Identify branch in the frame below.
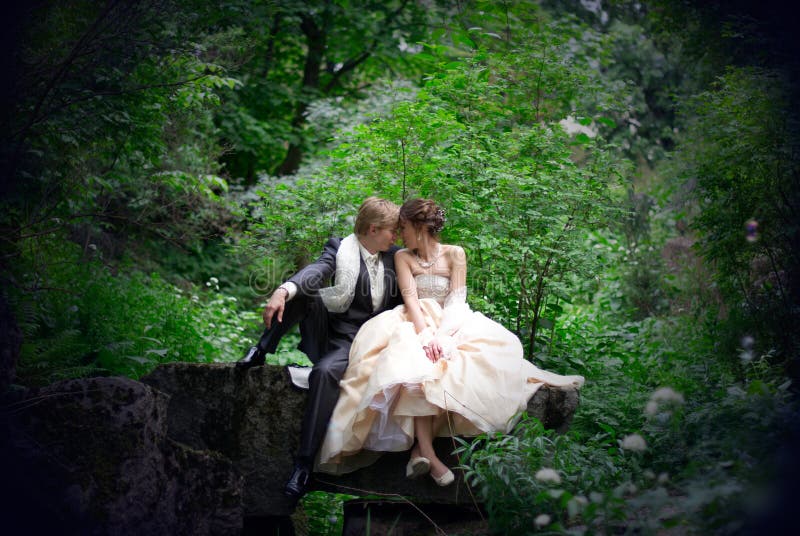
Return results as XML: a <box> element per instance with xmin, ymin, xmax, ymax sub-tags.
<box><xmin>261</xmin><ymin>13</ymin><xmax>282</xmax><ymax>79</ymax></box>
<box><xmin>12</xmin><ymin>74</ymin><xmax>211</xmax><ymax>139</ymax></box>
<box><xmin>763</xmin><ymin>244</ymin><xmax>791</xmax><ymax>310</ymax></box>
<box><xmin>14</xmin><ymin>0</ymin><xmax>122</xmax><ymax>143</ymax></box>
<box><xmin>321</xmin><ymin>0</ymin><xmax>412</xmax><ymax>94</ymax></box>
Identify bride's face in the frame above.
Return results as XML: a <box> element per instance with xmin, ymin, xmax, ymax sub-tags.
<box><xmin>399</xmin><ymin>220</ymin><xmax>418</xmax><ymax>248</ymax></box>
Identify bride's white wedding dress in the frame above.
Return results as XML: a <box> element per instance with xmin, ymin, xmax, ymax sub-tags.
<box><xmin>316</xmin><ymin>274</ymin><xmax>584</xmax><ymax>474</ymax></box>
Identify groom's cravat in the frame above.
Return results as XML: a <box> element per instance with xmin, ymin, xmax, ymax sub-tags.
<box><xmin>358</xmin><ymin>242</ymin><xmax>384</xmax><ymax>311</ymax></box>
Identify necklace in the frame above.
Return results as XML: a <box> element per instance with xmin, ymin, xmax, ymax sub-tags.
<box><xmin>415</xmin><ymin>243</ymin><xmax>441</xmax><ymax>269</ymax></box>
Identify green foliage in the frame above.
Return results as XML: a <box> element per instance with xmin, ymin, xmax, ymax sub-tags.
<box><xmin>676</xmin><ymin>67</ymin><xmax>792</xmax><ymax>277</ymax></box>
<box><xmin>458</xmin><ymin>277</ymin><xmax>795</xmax><ymax>533</ymax></box>
<box><xmin>210</xmin><ymin>0</ymin><xmax>431</xmax><ymax>178</ymax></box>
<box><xmin>5</xmin><ymin>0</ymin><xmax>236</xmax><ymax>207</ymax></box>
<box><xmin>299</xmin><ymin>491</ymin><xmax>352</xmax><ymax>536</ymax></box>
<box><xmin>244</xmin><ymin>12</ymin><xmax>632</xmax><ymax>357</ymax></box>
<box><xmin>2</xmin><ymin>0</ymin><xmax>257</xmax><ymax>383</ymax></box>
<box><xmin>3</xmin><ymin>2</ymin><xmax>798</xmax><ymax>535</ymax></box>
<box><xmin>457</xmin><ymin>417</ymin><xmax>635</xmax><ymax>534</ymax></box>
<box><xmin>7</xmin><ymin>235</ymin><xmax>258</xmax><ymax>384</ymax></box>
<box><xmin>670</xmin><ymin>66</ymin><xmax>798</xmax><ymax>358</ymax></box>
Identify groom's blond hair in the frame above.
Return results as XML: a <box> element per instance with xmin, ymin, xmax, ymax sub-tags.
<box><xmin>354</xmin><ymin>197</ymin><xmax>399</xmax><ymax>236</ymax></box>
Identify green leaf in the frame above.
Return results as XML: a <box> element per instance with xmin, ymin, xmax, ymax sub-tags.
<box><xmin>597</xmin><ymin>117</ymin><xmax>616</xmax><ymax>128</ymax></box>
<box><xmin>575</xmin><ymin>132</ymin><xmax>591</xmax><ymax>144</ymax></box>
<box><xmin>452</xmin><ymin>31</ymin><xmax>476</xmax><ymax>49</ymax></box>
<box><xmin>414</xmin><ymin>52</ymin><xmax>438</xmax><ymax>63</ymax></box>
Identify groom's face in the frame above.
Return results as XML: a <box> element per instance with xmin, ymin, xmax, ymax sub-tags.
<box><xmin>362</xmin><ymin>224</ymin><xmax>397</xmax><ymax>253</ymax></box>
<box><xmin>373</xmin><ymin>225</ymin><xmax>397</xmax><ymax>251</ymax></box>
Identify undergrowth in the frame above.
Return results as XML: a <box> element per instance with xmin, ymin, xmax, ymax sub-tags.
<box><xmin>7</xmin><ymin>235</ymin><xmax>262</xmax><ymax>384</ymax></box>
<box><xmin>455</xmin><ymin>298</ymin><xmax>796</xmax><ymax>534</ymax></box>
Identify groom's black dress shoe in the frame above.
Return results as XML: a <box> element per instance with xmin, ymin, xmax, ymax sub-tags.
<box><xmin>236</xmin><ymin>346</ymin><xmax>266</xmax><ymax>368</ymax></box>
<box><xmin>284</xmin><ymin>464</ymin><xmax>311</xmax><ymax>500</ymax></box>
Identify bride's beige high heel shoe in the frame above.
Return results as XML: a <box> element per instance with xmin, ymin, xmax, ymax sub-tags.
<box><xmin>405</xmin><ymin>456</ymin><xmax>430</xmax><ymax>478</ymax></box>
<box><xmin>431</xmin><ymin>468</ymin><xmax>455</xmax><ymax>487</ymax></box>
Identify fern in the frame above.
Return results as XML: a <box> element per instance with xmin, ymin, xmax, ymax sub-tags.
<box><xmin>16</xmin><ymin>329</ymin><xmax>102</xmax><ymax>385</ymax></box>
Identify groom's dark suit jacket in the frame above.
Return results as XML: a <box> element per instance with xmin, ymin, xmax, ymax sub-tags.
<box><xmin>286</xmin><ymin>237</ymin><xmax>403</xmax><ymax>359</ymax></box>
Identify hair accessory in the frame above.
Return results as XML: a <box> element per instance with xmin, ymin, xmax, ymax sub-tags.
<box><xmin>431</xmin><ymin>208</ymin><xmax>446</xmax><ymax>233</ymax></box>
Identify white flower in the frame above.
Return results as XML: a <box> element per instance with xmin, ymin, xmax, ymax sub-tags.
<box><xmin>589</xmin><ymin>491</ymin><xmax>604</xmax><ymax>503</ymax></box>
<box><xmin>650</xmin><ymin>387</ymin><xmax>685</xmax><ymax>404</ymax></box>
<box><xmin>573</xmin><ymin>495</ymin><xmax>589</xmax><ymax>506</ymax></box>
<box><xmin>534</xmin><ymin>514</ymin><xmax>551</xmax><ymax>528</ymax></box>
<box><xmin>657</xmin><ymin>472</ymin><xmax>669</xmax><ymax>484</ymax></box>
<box><xmin>621</xmin><ymin>434</ymin><xmax>647</xmax><ymax>452</ymax></box>
<box><xmin>645</xmin><ymin>387</ymin><xmax>685</xmax><ymax>417</ymax></box>
<box><xmin>644</xmin><ymin>469</ymin><xmax>656</xmax><ymax>480</ymax></box>
<box><xmin>727</xmin><ymin>385</ymin><xmax>747</xmax><ymax>398</ymax></box>
<box><xmin>566</xmin><ymin>497</ymin><xmax>582</xmax><ymax>519</ymax></box>
<box><xmin>535</xmin><ymin>467</ymin><xmax>562</xmax><ymax>484</ymax></box>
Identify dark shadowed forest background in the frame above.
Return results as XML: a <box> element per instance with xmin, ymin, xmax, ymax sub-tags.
<box><xmin>1</xmin><ymin>0</ymin><xmax>798</xmax><ymax>533</ymax></box>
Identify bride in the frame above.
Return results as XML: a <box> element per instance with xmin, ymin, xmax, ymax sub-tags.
<box><xmin>316</xmin><ymin>198</ymin><xmax>584</xmax><ymax>484</ymax></box>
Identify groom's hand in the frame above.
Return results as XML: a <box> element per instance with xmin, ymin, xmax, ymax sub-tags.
<box><xmin>263</xmin><ymin>288</ymin><xmax>288</xmax><ymax>329</ymax></box>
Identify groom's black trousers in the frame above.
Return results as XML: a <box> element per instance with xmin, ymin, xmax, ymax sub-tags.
<box><xmin>298</xmin><ymin>337</ymin><xmax>351</xmax><ymax>463</ymax></box>
<box><xmin>253</xmin><ymin>295</ymin><xmax>351</xmax><ymax>465</ymax></box>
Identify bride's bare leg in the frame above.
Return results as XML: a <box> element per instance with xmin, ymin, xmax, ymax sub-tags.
<box><xmin>414</xmin><ymin>416</ymin><xmax>450</xmax><ymax>478</ymax></box>
<box><xmin>410</xmin><ymin>442</ymin><xmax>421</xmax><ymax>459</ymax></box>
<box><xmin>431</xmin><ymin>411</ymin><xmax>449</xmax><ymax>435</ymax></box>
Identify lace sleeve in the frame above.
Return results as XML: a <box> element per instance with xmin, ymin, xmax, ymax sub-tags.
<box><xmin>443</xmin><ymin>286</ymin><xmax>467</xmax><ymax>308</ymax></box>
<box><xmin>438</xmin><ymin>286</ymin><xmax>470</xmax><ymax>336</ymax></box>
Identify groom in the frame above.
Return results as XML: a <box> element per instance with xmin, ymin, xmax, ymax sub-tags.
<box><xmin>236</xmin><ymin>197</ymin><xmax>403</xmax><ymax>501</ymax></box>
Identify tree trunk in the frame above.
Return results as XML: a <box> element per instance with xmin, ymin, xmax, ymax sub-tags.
<box><xmin>274</xmin><ymin>1</ymin><xmax>410</xmax><ymax>175</ymax></box>
<box><xmin>275</xmin><ymin>12</ymin><xmax>327</xmax><ymax>176</ymax></box>
<box><xmin>527</xmin><ymin>255</ymin><xmax>553</xmax><ymax>356</ymax></box>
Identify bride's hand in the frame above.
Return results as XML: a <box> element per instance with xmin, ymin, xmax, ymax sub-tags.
<box><xmin>423</xmin><ymin>338</ymin><xmax>444</xmax><ymax>362</ymax></box>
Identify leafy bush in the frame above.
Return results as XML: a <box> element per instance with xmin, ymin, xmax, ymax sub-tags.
<box><xmin>8</xmin><ymin>235</ymin><xmax>259</xmax><ymax>385</ymax></box>
<box><xmin>672</xmin><ymin>66</ymin><xmax>799</xmax><ymax>358</ymax></box>
<box><xmin>457</xmin><ymin>416</ymin><xmax>652</xmax><ymax>534</ymax></box>
<box><xmin>298</xmin><ymin>491</ymin><xmax>351</xmax><ymax>536</ymax></box>
<box><xmin>456</xmin><ymin>270</ymin><xmax>796</xmax><ymax>534</ymax></box>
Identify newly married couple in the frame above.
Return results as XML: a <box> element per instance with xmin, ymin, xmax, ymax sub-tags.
<box><xmin>237</xmin><ymin>196</ymin><xmax>584</xmax><ymax>502</ymax></box>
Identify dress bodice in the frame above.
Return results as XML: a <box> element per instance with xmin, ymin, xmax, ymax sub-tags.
<box><xmin>414</xmin><ymin>274</ymin><xmax>450</xmax><ymax>305</ymax></box>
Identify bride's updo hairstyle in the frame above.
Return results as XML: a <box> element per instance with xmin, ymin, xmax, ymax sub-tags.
<box><xmin>399</xmin><ymin>198</ymin><xmax>446</xmax><ymax>236</ymax></box>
